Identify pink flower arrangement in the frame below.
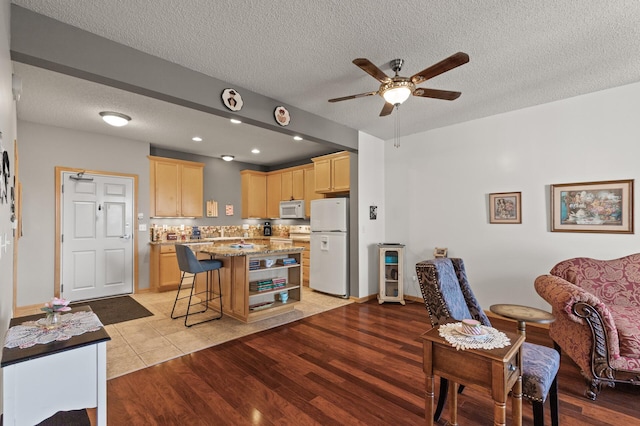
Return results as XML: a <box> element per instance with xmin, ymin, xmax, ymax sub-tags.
<box><xmin>41</xmin><ymin>297</ymin><xmax>72</xmax><ymax>314</ymax></box>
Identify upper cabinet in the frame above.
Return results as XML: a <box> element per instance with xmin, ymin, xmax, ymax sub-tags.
<box><xmin>149</xmin><ymin>156</ymin><xmax>204</xmax><ymax>217</ymax></box>
<box><xmin>243</xmin><ymin>164</ymin><xmax>323</xmax><ymax>219</ymax></box>
<box><xmin>266</xmin><ymin>172</ymin><xmax>282</xmax><ymax>219</ymax></box>
<box><xmin>303</xmin><ymin>164</ymin><xmax>324</xmax><ymax>217</ymax></box>
<box><xmin>312</xmin><ymin>151</ymin><xmax>350</xmax><ymax>194</ymax></box>
<box><xmin>241</xmin><ymin>170</ymin><xmax>267</xmax><ymax>219</ymax></box>
<box><xmin>281</xmin><ymin>167</ymin><xmax>305</xmax><ymax>201</ymax></box>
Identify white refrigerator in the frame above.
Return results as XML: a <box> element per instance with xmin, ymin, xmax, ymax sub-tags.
<box><xmin>310</xmin><ymin>198</ymin><xmax>349</xmax><ymax>297</ymax></box>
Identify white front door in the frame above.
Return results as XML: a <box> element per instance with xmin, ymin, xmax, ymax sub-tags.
<box><xmin>61</xmin><ymin>172</ymin><xmax>134</xmax><ymax>302</ymax></box>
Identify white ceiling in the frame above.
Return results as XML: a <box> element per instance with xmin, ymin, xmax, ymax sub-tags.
<box><xmin>11</xmin><ymin>0</ymin><xmax>640</xmax><ymax>165</ymax></box>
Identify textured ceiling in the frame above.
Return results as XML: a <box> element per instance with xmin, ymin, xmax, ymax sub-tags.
<box><xmin>11</xmin><ymin>0</ymin><xmax>640</xmax><ymax>164</ymax></box>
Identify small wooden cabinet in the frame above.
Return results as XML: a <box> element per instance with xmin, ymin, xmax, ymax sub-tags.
<box><xmin>241</xmin><ymin>170</ymin><xmax>267</xmax><ymax>218</ymax></box>
<box><xmin>149</xmin><ymin>156</ymin><xmax>204</xmax><ymax>217</ymax></box>
<box><xmin>378</xmin><ymin>244</ymin><xmax>405</xmax><ymax>305</ymax></box>
<box><xmin>312</xmin><ymin>151</ymin><xmax>350</xmax><ymax>194</ymax></box>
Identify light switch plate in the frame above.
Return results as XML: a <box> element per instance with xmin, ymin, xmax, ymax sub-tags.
<box><xmin>139</xmin><ymin>224</ymin><xmax>147</xmax><ymax>232</ymax></box>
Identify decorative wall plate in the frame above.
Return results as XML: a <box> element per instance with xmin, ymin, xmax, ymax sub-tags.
<box><xmin>221</xmin><ymin>88</ymin><xmax>243</xmax><ymax>111</ymax></box>
<box><xmin>274</xmin><ymin>106</ymin><xmax>290</xmax><ymax>126</ymax></box>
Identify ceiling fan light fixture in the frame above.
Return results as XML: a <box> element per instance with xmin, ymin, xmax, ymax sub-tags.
<box><xmin>381</xmin><ymin>81</ymin><xmax>414</xmax><ymax>105</ymax></box>
<box><xmin>221</xmin><ymin>155</ymin><xmax>235</xmax><ymax>161</ymax></box>
<box><xmin>99</xmin><ymin>111</ymin><xmax>131</xmax><ymax>127</ymax></box>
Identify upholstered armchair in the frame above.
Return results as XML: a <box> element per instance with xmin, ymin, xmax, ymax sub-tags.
<box><xmin>535</xmin><ymin>253</ymin><xmax>640</xmax><ymax>400</ymax></box>
<box><xmin>417</xmin><ymin>258</ymin><xmax>559</xmax><ymax>426</ymax></box>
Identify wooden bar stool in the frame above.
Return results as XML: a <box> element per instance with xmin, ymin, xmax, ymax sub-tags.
<box><xmin>171</xmin><ymin>244</ymin><xmax>223</xmax><ymax>327</ymax></box>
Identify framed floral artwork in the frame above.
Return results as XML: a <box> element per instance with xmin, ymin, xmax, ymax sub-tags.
<box><xmin>551</xmin><ymin>179</ymin><xmax>633</xmax><ymax>233</ymax></box>
<box><xmin>274</xmin><ymin>106</ymin><xmax>290</xmax><ymax>126</ymax></box>
<box><xmin>489</xmin><ymin>192</ymin><xmax>521</xmax><ymax>224</ymax></box>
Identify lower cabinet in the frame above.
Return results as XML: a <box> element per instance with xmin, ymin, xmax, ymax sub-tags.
<box><xmin>150</xmin><ymin>244</ymin><xmax>181</xmax><ymax>292</ymax></box>
<box><xmin>294</xmin><ymin>241</ymin><xmax>310</xmax><ymax>286</ymax></box>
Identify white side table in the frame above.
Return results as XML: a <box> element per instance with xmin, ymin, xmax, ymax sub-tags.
<box><xmin>2</xmin><ymin>306</ymin><xmax>110</xmax><ymax>425</ymax></box>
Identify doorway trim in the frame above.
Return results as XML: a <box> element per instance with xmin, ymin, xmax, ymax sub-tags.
<box><xmin>55</xmin><ymin>166</ymin><xmax>139</xmax><ymax>298</ymax></box>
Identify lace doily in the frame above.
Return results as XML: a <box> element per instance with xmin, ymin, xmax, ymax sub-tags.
<box><xmin>438</xmin><ymin>322</ymin><xmax>511</xmax><ymax>351</ymax></box>
<box><xmin>4</xmin><ymin>311</ymin><xmax>104</xmax><ymax>349</ymax></box>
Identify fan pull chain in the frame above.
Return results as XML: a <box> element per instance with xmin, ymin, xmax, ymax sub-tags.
<box><xmin>394</xmin><ymin>104</ymin><xmax>400</xmax><ymax>148</ymax></box>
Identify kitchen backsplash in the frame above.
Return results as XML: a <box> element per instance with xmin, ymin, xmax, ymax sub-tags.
<box><xmin>150</xmin><ymin>224</ymin><xmax>292</xmax><ymax>242</ymax></box>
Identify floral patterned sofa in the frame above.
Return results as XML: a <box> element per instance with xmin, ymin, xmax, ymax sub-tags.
<box><xmin>534</xmin><ymin>253</ymin><xmax>640</xmax><ymax>400</ymax></box>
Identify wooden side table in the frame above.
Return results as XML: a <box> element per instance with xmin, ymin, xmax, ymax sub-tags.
<box><xmin>421</xmin><ymin>326</ymin><xmax>525</xmax><ymax>426</ymax></box>
<box><xmin>489</xmin><ymin>304</ymin><xmax>555</xmax><ymax>336</ymax></box>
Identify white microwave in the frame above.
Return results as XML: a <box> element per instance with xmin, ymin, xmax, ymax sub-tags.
<box><xmin>280</xmin><ymin>200</ymin><xmax>305</xmax><ymax>219</ymax></box>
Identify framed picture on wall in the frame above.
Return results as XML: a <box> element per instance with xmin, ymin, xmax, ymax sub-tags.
<box><xmin>551</xmin><ymin>179</ymin><xmax>634</xmax><ymax>233</ymax></box>
<box><xmin>489</xmin><ymin>192</ymin><xmax>522</xmax><ymax>224</ymax></box>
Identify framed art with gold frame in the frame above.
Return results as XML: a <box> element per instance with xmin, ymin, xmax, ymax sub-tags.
<box><xmin>551</xmin><ymin>179</ymin><xmax>633</xmax><ymax>233</ymax></box>
<box><xmin>489</xmin><ymin>192</ymin><xmax>522</xmax><ymax>224</ymax></box>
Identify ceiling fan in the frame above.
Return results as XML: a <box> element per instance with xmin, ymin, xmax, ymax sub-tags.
<box><xmin>328</xmin><ymin>52</ymin><xmax>469</xmax><ymax>116</ymax></box>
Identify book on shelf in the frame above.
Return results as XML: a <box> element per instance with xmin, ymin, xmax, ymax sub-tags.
<box><xmin>250</xmin><ymin>278</ymin><xmax>274</xmax><ymax>292</ymax></box>
<box><xmin>277</xmin><ymin>258</ymin><xmax>297</xmax><ymax>266</ymax></box>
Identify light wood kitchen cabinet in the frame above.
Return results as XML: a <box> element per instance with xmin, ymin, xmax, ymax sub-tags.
<box><xmin>311</xmin><ymin>151</ymin><xmax>350</xmax><ymax>194</ymax></box>
<box><xmin>266</xmin><ymin>172</ymin><xmax>282</xmax><ymax>218</ymax></box>
<box><xmin>241</xmin><ymin>170</ymin><xmax>267</xmax><ymax>218</ymax></box>
<box><xmin>303</xmin><ymin>165</ymin><xmax>323</xmax><ymax>217</ymax></box>
<box><xmin>149</xmin><ymin>156</ymin><xmax>204</xmax><ymax>217</ymax></box>
<box><xmin>294</xmin><ymin>240</ymin><xmax>311</xmax><ymax>286</ymax></box>
<box><xmin>150</xmin><ymin>244</ymin><xmax>181</xmax><ymax>292</ymax></box>
<box><xmin>281</xmin><ymin>168</ymin><xmax>305</xmax><ymax>201</ymax></box>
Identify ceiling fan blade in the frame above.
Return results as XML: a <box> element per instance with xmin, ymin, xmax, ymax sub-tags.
<box><xmin>410</xmin><ymin>52</ymin><xmax>469</xmax><ymax>84</ymax></box>
<box><xmin>328</xmin><ymin>91</ymin><xmax>378</xmax><ymax>103</ymax></box>
<box><xmin>379</xmin><ymin>102</ymin><xmax>395</xmax><ymax>116</ymax></box>
<box><xmin>353</xmin><ymin>58</ymin><xmax>391</xmax><ymax>83</ymax></box>
<box><xmin>413</xmin><ymin>88</ymin><xmax>462</xmax><ymax>101</ymax></box>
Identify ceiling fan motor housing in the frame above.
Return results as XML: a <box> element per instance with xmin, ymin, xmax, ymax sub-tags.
<box><xmin>390</xmin><ymin>58</ymin><xmax>404</xmax><ymax>74</ymax></box>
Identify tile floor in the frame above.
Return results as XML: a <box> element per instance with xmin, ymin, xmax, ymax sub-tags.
<box><xmin>103</xmin><ymin>287</ymin><xmax>352</xmax><ymax>379</ymax></box>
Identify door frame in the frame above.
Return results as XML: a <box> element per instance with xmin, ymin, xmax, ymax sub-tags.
<box><xmin>55</xmin><ymin>166</ymin><xmax>139</xmax><ymax>298</ymax></box>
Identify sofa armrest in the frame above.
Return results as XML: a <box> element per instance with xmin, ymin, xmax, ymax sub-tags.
<box><xmin>535</xmin><ymin>274</ymin><xmax>621</xmax><ymax>360</ymax></box>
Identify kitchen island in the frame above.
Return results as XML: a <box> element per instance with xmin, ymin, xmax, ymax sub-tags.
<box><xmin>191</xmin><ymin>242</ymin><xmax>304</xmax><ymax>323</ymax></box>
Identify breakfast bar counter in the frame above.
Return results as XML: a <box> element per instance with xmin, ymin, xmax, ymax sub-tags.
<box><xmin>193</xmin><ymin>243</ymin><xmax>305</xmax><ymax>323</ymax></box>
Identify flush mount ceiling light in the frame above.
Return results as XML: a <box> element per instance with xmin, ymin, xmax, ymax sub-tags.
<box><xmin>293</xmin><ymin>136</ymin><xmax>303</xmax><ymax>141</ymax></box>
<box><xmin>251</xmin><ymin>148</ymin><xmax>260</xmax><ymax>154</ymax></box>
<box><xmin>230</xmin><ymin>118</ymin><xmax>242</xmax><ymax>124</ymax></box>
<box><xmin>99</xmin><ymin>111</ymin><xmax>131</xmax><ymax>127</ymax></box>
<box><xmin>192</xmin><ymin>136</ymin><xmax>203</xmax><ymax>142</ymax></box>
<box><xmin>221</xmin><ymin>155</ymin><xmax>235</xmax><ymax>161</ymax></box>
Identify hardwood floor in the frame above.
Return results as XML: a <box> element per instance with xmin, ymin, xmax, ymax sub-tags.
<box><xmin>106</xmin><ymin>299</ymin><xmax>640</xmax><ymax>425</ymax></box>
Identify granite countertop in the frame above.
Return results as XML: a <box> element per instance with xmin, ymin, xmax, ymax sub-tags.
<box><xmin>195</xmin><ymin>243</ymin><xmax>304</xmax><ymax>257</ymax></box>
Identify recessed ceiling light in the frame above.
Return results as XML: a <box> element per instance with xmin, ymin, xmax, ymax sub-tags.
<box><xmin>230</xmin><ymin>119</ymin><xmax>242</xmax><ymax>124</ymax></box>
<box><xmin>221</xmin><ymin>155</ymin><xmax>235</xmax><ymax>161</ymax></box>
<box><xmin>251</xmin><ymin>148</ymin><xmax>260</xmax><ymax>154</ymax></box>
<box><xmin>192</xmin><ymin>136</ymin><xmax>203</xmax><ymax>142</ymax></box>
<box><xmin>99</xmin><ymin>111</ymin><xmax>131</xmax><ymax>127</ymax></box>
<box><xmin>293</xmin><ymin>136</ymin><xmax>303</xmax><ymax>141</ymax></box>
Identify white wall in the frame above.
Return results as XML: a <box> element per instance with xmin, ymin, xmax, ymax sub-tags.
<box><xmin>0</xmin><ymin>0</ymin><xmax>16</xmax><ymax>412</ymax></box>
<box><xmin>17</xmin><ymin>121</ymin><xmax>150</xmax><ymax>306</ymax></box>
<box><xmin>357</xmin><ymin>131</ymin><xmax>386</xmax><ymax>297</ymax></box>
<box><xmin>385</xmin><ymin>81</ymin><xmax>640</xmax><ymax>310</ymax></box>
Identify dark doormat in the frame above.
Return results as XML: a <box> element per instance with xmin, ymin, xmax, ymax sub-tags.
<box><xmin>35</xmin><ymin>409</ymin><xmax>91</xmax><ymax>426</ymax></box>
<box><xmin>70</xmin><ymin>295</ymin><xmax>154</xmax><ymax>326</ymax></box>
